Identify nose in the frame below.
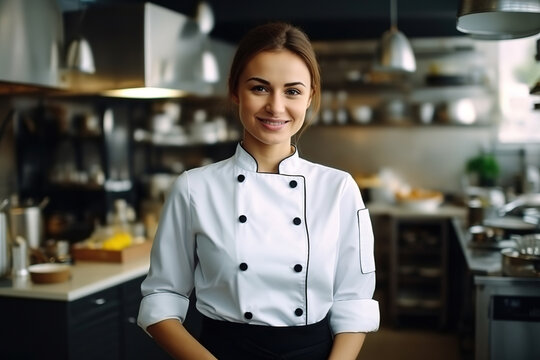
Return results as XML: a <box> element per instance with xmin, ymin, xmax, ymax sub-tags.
<box><xmin>265</xmin><ymin>94</ymin><xmax>285</xmax><ymax>115</ymax></box>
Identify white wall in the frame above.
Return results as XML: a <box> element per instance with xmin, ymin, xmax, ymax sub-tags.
<box><xmin>298</xmin><ymin>125</ymin><xmax>497</xmax><ymax>195</ymax></box>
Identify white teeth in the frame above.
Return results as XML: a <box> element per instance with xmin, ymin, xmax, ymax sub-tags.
<box><xmin>261</xmin><ymin>119</ymin><xmax>286</xmax><ymax>125</ymax></box>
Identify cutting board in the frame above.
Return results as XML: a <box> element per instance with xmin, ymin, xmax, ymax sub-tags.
<box><xmin>71</xmin><ymin>240</ymin><xmax>152</xmax><ymax>263</ymax></box>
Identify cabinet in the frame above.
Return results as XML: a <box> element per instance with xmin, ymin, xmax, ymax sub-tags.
<box><xmin>389</xmin><ymin>217</ymin><xmax>449</xmax><ymax>329</ymax></box>
<box><xmin>0</xmin><ymin>276</ymin><xmax>178</xmax><ymax>360</ymax></box>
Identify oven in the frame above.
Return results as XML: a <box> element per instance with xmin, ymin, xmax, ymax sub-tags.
<box><xmin>475</xmin><ymin>276</ymin><xmax>540</xmax><ymax>360</ymax></box>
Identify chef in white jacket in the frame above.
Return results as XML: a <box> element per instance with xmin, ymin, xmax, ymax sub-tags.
<box><xmin>138</xmin><ymin>22</ymin><xmax>379</xmax><ymax>360</ymax></box>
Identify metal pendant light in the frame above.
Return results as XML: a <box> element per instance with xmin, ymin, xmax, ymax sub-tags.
<box><xmin>66</xmin><ymin>37</ymin><xmax>95</xmax><ymax>73</ymax></box>
<box><xmin>66</xmin><ymin>1</ymin><xmax>95</xmax><ymax>73</ymax></box>
<box><xmin>376</xmin><ymin>0</ymin><xmax>416</xmax><ymax>73</ymax></box>
<box><xmin>196</xmin><ymin>1</ymin><xmax>219</xmax><ymax>83</ymax></box>
<box><xmin>457</xmin><ymin>0</ymin><xmax>540</xmax><ymax>40</ymax></box>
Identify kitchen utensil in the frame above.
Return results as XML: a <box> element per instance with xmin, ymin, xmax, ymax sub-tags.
<box><xmin>382</xmin><ymin>98</ymin><xmax>408</xmax><ymax>123</ymax></box>
<box><xmin>7</xmin><ymin>197</ymin><xmax>48</xmax><ymax>250</ymax></box>
<box><xmin>513</xmin><ymin>233</ymin><xmax>540</xmax><ymax>257</ymax></box>
<box><xmin>438</xmin><ymin>98</ymin><xmax>477</xmax><ymax>124</ymax></box>
<box><xmin>501</xmin><ymin>248</ymin><xmax>540</xmax><ymax>277</ymax></box>
<box><xmin>469</xmin><ymin>225</ymin><xmax>497</xmax><ymax>244</ymax></box>
<box><xmin>467</xmin><ymin>198</ymin><xmax>484</xmax><ymax>227</ymax></box>
<box><xmin>0</xmin><ymin>200</ymin><xmax>9</xmax><ymax>278</ymax></box>
<box><xmin>28</xmin><ymin>263</ymin><xmax>71</xmax><ymax>284</ymax></box>
<box><xmin>352</xmin><ymin>105</ymin><xmax>373</xmax><ymax>124</ymax></box>
<box><xmin>484</xmin><ymin>216</ymin><xmax>537</xmax><ymax>234</ymax></box>
<box><xmin>11</xmin><ymin>236</ymin><xmax>29</xmax><ymax>278</ymax></box>
<box><xmin>498</xmin><ymin>193</ymin><xmax>540</xmax><ymax>215</ymax></box>
<box><xmin>417</xmin><ymin>102</ymin><xmax>435</xmax><ymax>124</ymax></box>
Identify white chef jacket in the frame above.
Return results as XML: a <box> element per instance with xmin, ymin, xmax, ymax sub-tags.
<box><xmin>138</xmin><ymin>144</ymin><xmax>379</xmax><ymax>335</ymax></box>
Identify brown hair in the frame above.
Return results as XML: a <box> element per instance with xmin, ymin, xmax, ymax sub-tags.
<box><xmin>228</xmin><ymin>22</ymin><xmax>321</xmax><ymax>137</ymax></box>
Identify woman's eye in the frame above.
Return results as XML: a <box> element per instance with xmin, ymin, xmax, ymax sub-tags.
<box><xmin>250</xmin><ymin>85</ymin><xmax>267</xmax><ymax>93</ymax></box>
<box><xmin>285</xmin><ymin>88</ymin><xmax>301</xmax><ymax>96</ymax></box>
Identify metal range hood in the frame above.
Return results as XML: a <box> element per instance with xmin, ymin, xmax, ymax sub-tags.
<box><xmin>64</xmin><ymin>2</ymin><xmax>234</xmax><ymax>98</ymax></box>
<box><xmin>0</xmin><ymin>0</ymin><xmax>64</xmax><ymax>94</ymax></box>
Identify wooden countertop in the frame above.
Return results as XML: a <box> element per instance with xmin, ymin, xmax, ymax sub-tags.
<box><xmin>0</xmin><ymin>256</ymin><xmax>150</xmax><ymax>301</ymax></box>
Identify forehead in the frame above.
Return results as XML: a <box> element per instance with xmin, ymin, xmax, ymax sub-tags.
<box><xmin>241</xmin><ymin>50</ymin><xmax>311</xmax><ymax>83</ymax></box>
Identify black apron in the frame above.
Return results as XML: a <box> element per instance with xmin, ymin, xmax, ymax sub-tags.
<box><xmin>199</xmin><ymin>314</ymin><xmax>333</xmax><ymax>360</ymax></box>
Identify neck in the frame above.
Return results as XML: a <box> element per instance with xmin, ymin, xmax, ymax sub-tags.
<box><xmin>242</xmin><ymin>137</ymin><xmax>294</xmax><ymax>173</ymax></box>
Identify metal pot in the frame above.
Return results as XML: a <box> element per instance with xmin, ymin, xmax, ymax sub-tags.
<box><xmin>6</xmin><ymin>197</ymin><xmax>48</xmax><ymax>250</ymax></box>
<box><xmin>501</xmin><ymin>248</ymin><xmax>540</xmax><ymax>278</ymax></box>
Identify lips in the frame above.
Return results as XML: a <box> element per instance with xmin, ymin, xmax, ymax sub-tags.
<box><xmin>258</xmin><ymin>117</ymin><xmax>289</xmax><ymax>129</ymax></box>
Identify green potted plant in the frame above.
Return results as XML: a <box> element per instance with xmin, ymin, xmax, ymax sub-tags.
<box><xmin>466</xmin><ymin>153</ymin><xmax>500</xmax><ymax>187</ymax></box>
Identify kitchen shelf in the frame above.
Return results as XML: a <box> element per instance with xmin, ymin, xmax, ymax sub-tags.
<box><xmin>133</xmin><ymin>133</ymin><xmax>240</xmax><ymax>149</ymax></box>
<box><xmin>313</xmin><ymin>120</ymin><xmax>493</xmax><ymax>128</ymax></box>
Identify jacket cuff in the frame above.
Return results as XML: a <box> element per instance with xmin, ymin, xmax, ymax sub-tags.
<box><xmin>137</xmin><ymin>292</ymin><xmax>190</xmax><ymax>336</ymax></box>
<box><xmin>330</xmin><ymin>299</ymin><xmax>380</xmax><ymax>334</ymax></box>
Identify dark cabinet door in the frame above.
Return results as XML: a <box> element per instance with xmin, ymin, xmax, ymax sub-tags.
<box><xmin>120</xmin><ymin>276</ymin><xmax>171</xmax><ymax>360</ymax></box>
<box><xmin>68</xmin><ymin>286</ymin><xmax>121</xmax><ymax>360</ymax></box>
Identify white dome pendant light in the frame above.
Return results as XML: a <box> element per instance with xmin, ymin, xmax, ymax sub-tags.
<box><xmin>376</xmin><ymin>0</ymin><xmax>416</xmax><ymax>73</ymax></box>
<box><xmin>196</xmin><ymin>1</ymin><xmax>219</xmax><ymax>83</ymax></box>
<box><xmin>66</xmin><ymin>0</ymin><xmax>95</xmax><ymax>73</ymax></box>
<box><xmin>457</xmin><ymin>0</ymin><xmax>540</xmax><ymax>40</ymax></box>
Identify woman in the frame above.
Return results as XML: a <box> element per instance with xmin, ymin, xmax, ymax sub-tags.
<box><xmin>138</xmin><ymin>22</ymin><xmax>379</xmax><ymax>360</ymax></box>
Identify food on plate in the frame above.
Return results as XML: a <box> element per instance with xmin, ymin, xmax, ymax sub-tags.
<box><xmin>396</xmin><ymin>188</ymin><xmax>444</xmax><ymax>211</ymax></box>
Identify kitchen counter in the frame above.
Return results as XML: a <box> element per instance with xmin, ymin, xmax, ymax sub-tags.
<box><xmin>0</xmin><ymin>204</ymin><xmax>466</xmax><ymax>303</ymax></box>
<box><xmin>367</xmin><ymin>202</ymin><xmax>467</xmax><ymax>218</ymax></box>
<box><xmin>452</xmin><ymin>218</ymin><xmax>516</xmax><ymax>275</ymax></box>
<box><xmin>0</xmin><ymin>256</ymin><xmax>150</xmax><ymax>301</ymax></box>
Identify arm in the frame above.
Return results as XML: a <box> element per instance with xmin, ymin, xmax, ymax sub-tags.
<box><xmin>329</xmin><ymin>174</ymin><xmax>379</xmax><ymax>333</ymax></box>
<box><xmin>328</xmin><ymin>332</ymin><xmax>366</xmax><ymax>360</ymax></box>
<box><xmin>147</xmin><ymin>319</ymin><xmax>216</xmax><ymax>360</ymax></box>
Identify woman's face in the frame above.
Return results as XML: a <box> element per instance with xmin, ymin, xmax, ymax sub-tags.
<box><xmin>233</xmin><ymin>49</ymin><xmax>312</xmax><ymax>151</ymax></box>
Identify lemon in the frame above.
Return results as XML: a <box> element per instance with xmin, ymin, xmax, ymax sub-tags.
<box><xmin>102</xmin><ymin>232</ymin><xmax>133</xmax><ymax>250</ymax></box>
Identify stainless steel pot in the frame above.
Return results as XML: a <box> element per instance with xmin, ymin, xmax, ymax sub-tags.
<box><xmin>6</xmin><ymin>197</ymin><xmax>48</xmax><ymax>250</ymax></box>
<box><xmin>501</xmin><ymin>248</ymin><xmax>540</xmax><ymax>278</ymax></box>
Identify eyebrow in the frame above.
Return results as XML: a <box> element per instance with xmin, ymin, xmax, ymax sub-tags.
<box><xmin>246</xmin><ymin>77</ymin><xmax>307</xmax><ymax>88</ymax></box>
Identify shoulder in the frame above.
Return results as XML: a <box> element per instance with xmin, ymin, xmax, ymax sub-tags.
<box><xmin>184</xmin><ymin>156</ymin><xmax>234</xmax><ymax>178</ymax></box>
<box><xmin>298</xmin><ymin>157</ymin><xmax>352</xmax><ymax>183</ymax></box>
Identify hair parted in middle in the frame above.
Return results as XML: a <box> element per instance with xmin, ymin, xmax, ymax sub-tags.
<box><xmin>227</xmin><ymin>22</ymin><xmax>321</xmax><ymax>133</ymax></box>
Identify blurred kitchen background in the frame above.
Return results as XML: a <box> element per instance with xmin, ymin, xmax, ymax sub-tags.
<box><xmin>0</xmin><ymin>1</ymin><xmax>539</xmax><ymax>360</ymax></box>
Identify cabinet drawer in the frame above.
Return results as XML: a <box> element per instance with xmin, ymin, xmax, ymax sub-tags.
<box><xmin>69</xmin><ymin>286</ymin><xmax>120</xmax><ymax>325</ymax></box>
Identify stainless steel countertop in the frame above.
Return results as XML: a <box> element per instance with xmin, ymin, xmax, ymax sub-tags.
<box><xmin>452</xmin><ymin>218</ymin><xmax>516</xmax><ymax>275</ymax></box>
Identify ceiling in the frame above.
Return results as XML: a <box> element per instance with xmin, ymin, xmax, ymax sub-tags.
<box><xmin>59</xmin><ymin>0</ymin><xmax>464</xmax><ymax>43</ymax></box>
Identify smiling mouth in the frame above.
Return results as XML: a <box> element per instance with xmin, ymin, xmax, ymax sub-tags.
<box><xmin>259</xmin><ymin>118</ymin><xmax>289</xmax><ymax>126</ymax></box>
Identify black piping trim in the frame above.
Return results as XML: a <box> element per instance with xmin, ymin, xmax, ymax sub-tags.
<box><xmin>300</xmin><ymin>174</ymin><xmax>310</xmax><ymax>325</ymax></box>
<box><xmin>277</xmin><ymin>145</ymin><xmax>298</xmax><ymax>174</ymax></box>
<box><xmin>239</xmin><ymin>142</ymin><xmax>298</xmax><ymax>174</ymax></box>
<box><xmin>239</xmin><ymin>142</ymin><xmax>259</xmax><ymax>172</ymax></box>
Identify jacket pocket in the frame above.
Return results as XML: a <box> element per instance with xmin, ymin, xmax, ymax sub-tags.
<box><xmin>357</xmin><ymin>208</ymin><xmax>376</xmax><ymax>273</ymax></box>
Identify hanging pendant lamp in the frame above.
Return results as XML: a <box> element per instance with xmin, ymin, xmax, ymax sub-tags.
<box><xmin>376</xmin><ymin>0</ymin><xmax>416</xmax><ymax>73</ymax></box>
<box><xmin>196</xmin><ymin>1</ymin><xmax>220</xmax><ymax>83</ymax></box>
<box><xmin>66</xmin><ymin>36</ymin><xmax>95</xmax><ymax>73</ymax></box>
<box><xmin>66</xmin><ymin>1</ymin><xmax>95</xmax><ymax>73</ymax></box>
<box><xmin>457</xmin><ymin>0</ymin><xmax>540</xmax><ymax>40</ymax></box>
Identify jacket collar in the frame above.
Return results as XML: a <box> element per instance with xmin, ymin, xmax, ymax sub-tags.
<box><xmin>234</xmin><ymin>143</ymin><xmax>301</xmax><ymax>174</ymax></box>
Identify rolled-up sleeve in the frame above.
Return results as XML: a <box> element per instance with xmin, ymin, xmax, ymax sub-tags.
<box><xmin>137</xmin><ymin>172</ymin><xmax>196</xmax><ymax>334</ymax></box>
<box><xmin>329</xmin><ymin>175</ymin><xmax>380</xmax><ymax>334</ymax></box>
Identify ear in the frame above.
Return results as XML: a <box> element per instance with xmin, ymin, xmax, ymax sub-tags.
<box><xmin>231</xmin><ymin>93</ymin><xmax>239</xmax><ymax>105</ymax></box>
